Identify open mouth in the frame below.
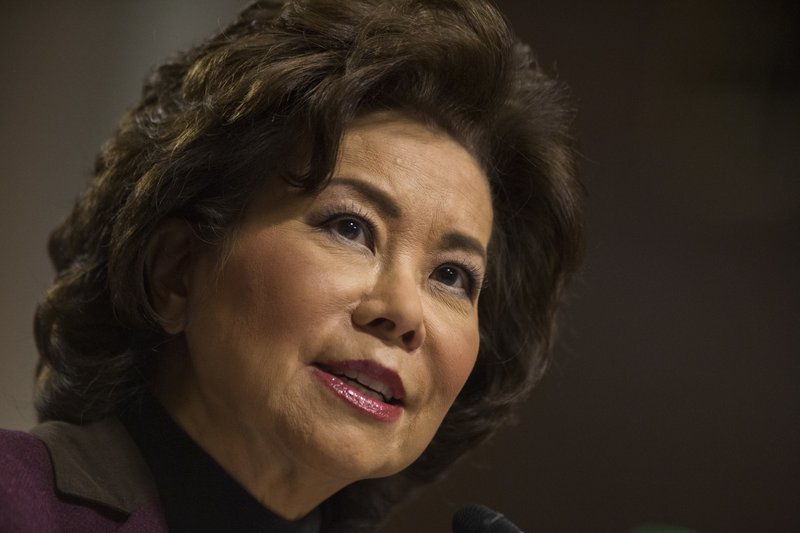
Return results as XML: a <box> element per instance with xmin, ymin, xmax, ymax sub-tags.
<box><xmin>313</xmin><ymin>362</ymin><xmax>404</xmax><ymax>406</ymax></box>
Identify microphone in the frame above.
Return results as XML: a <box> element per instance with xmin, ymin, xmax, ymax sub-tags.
<box><xmin>452</xmin><ymin>504</ymin><xmax>524</xmax><ymax>533</ymax></box>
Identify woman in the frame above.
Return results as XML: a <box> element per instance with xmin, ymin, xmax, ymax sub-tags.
<box><xmin>0</xmin><ymin>1</ymin><xmax>583</xmax><ymax>532</ymax></box>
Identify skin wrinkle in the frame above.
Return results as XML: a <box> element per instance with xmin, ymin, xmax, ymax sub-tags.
<box><xmin>31</xmin><ymin>3</ymin><xmax>584</xmax><ymax>530</ymax></box>
<box><xmin>151</xmin><ymin>113</ymin><xmax>493</xmax><ymax>519</ymax></box>
<box><xmin>340</xmin><ymin>118</ymin><xmax>490</xmax><ymax>282</ymax></box>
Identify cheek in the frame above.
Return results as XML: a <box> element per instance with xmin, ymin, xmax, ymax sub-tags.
<box><xmin>183</xmin><ymin>234</ymin><xmax>305</xmax><ymax>372</ymax></box>
<box><xmin>191</xmin><ymin>229</ymin><xmax>365</xmax><ymax>356</ymax></box>
<box><xmin>430</xmin><ymin>314</ymin><xmax>481</xmax><ymax>406</ymax></box>
<box><xmin>236</xmin><ymin>234</ymin><xmax>320</xmax><ymax>317</ymax></box>
<box><xmin>222</xmin><ymin>232</ymin><xmax>325</xmax><ymax>328</ymax></box>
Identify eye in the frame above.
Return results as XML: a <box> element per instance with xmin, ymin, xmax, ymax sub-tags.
<box><xmin>327</xmin><ymin>215</ymin><xmax>375</xmax><ymax>251</ymax></box>
<box><xmin>431</xmin><ymin>264</ymin><xmax>474</xmax><ymax>295</ymax></box>
<box><xmin>334</xmin><ymin>218</ymin><xmax>364</xmax><ymax>241</ymax></box>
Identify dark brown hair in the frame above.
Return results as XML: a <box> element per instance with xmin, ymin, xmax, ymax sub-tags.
<box><xmin>34</xmin><ymin>0</ymin><xmax>584</xmax><ymax>530</ymax></box>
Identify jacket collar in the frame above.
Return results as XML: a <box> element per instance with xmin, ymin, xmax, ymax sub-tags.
<box><xmin>31</xmin><ymin>417</ymin><xmax>159</xmax><ymax>516</ymax></box>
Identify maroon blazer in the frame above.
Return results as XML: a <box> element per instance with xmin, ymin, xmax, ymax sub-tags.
<box><xmin>0</xmin><ymin>418</ymin><xmax>168</xmax><ymax>532</ymax></box>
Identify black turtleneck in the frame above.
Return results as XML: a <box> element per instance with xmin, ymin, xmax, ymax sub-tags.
<box><xmin>119</xmin><ymin>393</ymin><xmax>321</xmax><ymax>533</ymax></box>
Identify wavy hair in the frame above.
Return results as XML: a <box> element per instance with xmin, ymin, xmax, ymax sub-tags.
<box><xmin>33</xmin><ymin>0</ymin><xmax>584</xmax><ymax>530</ymax></box>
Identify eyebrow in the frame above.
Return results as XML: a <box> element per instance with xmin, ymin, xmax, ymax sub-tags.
<box><xmin>328</xmin><ymin>177</ymin><xmax>402</xmax><ymax>218</ymax></box>
<box><xmin>439</xmin><ymin>232</ymin><xmax>488</xmax><ymax>264</ymax></box>
<box><xmin>329</xmin><ymin>176</ymin><xmax>488</xmax><ymax>263</ymax></box>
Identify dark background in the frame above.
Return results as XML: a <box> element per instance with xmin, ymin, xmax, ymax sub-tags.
<box><xmin>1</xmin><ymin>2</ymin><xmax>798</xmax><ymax>533</ymax></box>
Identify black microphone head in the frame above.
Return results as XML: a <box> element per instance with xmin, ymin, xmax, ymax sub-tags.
<box><xmin>452</xmin><ymin>504</ymin><xmax>523</xmax><ymax>533</ymax></box>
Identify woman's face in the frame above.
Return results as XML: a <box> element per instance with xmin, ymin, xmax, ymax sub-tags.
<box><xmin>159</xmin><ymin>113</ymin><xmax>493</xmax><ymax>503</ymax></box>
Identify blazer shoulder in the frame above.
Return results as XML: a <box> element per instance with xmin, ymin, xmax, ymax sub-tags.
<box><xmin>30</xmin><ymin>418</ymin><xmax>160</xmax><ymax>515</ymax></box>
<box><xmin>0</xmin><ymin>420</ymin><xmax>167</xmax><ymax>532</ymax></box>
<box><xmin>0</xmin><ymin>426</ymin><xmax>75</xmax><ymax>532</ymax></box>
<box><xmin>0</xmin><ymin>426</ymin><xmax>52</xmax><ymax>487</ymax></box>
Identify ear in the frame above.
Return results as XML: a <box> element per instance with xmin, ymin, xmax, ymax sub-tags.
<box><xmin>145</xmin><ymin>219</ymin><xmax>194</xmax><ymax>335</ymax></box>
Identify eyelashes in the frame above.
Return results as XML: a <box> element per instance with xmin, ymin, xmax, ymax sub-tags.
<box><xmin>316</xmin><ymin>202</ymin><xmax>377</xmax><ymax>252</ymax></box>
<box><xmin>432</xmin><ymin>261</ymin><xmax>484</xmax><ymax>298</ymax></box>
<box><xmin>429</xmin><ymin>259</ymin><xmax>485</xmax><ymax>300</ymax></box>
<box><xmin>314</xmin><ymin>202</ymin><xmax>484</xmax><ymax>299</ymax></box>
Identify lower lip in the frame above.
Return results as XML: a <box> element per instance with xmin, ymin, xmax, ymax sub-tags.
<box><xmin>311</xmin><ymin>367</ymin><xmax>403</xmax><ymax>423</ymax></box>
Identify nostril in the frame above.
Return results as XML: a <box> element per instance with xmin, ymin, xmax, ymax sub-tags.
<box><xmin>357</xmin><ymin>312</ymin><xmax>421</xmax><ymax>349</ymax></box>
<box><xmin>368</xmin><ymin>317</ymin><xmax>393</xmax><ymax>329</ymax></box>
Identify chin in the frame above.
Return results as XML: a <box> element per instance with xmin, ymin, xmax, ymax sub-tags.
<box><xmin>295</xmin><ymin>425</ymin><xmax>424</xmax><ymax>484</ymax></box>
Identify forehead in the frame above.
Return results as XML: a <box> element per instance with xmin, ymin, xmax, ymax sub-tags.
<box><xmin>335</xmin><ymin>113</ymin><xmax>494</xmax><ymax>245</ymax></box>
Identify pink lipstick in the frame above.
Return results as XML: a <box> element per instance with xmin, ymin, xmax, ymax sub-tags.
<box><xmin>312</xmin><ymin>360</ymin><xmax>405</xmax><ymax>422</ymax></box>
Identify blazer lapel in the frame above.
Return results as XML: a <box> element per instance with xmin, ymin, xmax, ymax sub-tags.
<box><xmin>31</xmin><ymin>418</ymin><xmax>161</xmax><ymax>517</ymax></box>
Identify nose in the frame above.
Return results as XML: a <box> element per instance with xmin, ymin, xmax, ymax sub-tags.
<box><xmin>352</xmin><ymin>263</ymin><xmax>426</xmax><ymax>351</ymax></box>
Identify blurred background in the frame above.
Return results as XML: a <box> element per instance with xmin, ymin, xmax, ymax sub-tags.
<box><xmin>1</xmin><ymin>2</ymin><xmax>797</xmax><ymax>532</ymax></box>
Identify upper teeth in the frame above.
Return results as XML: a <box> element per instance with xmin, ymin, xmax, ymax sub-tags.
<box><xmin>341</xmin><ymin>369</ymin><xmax>394</xmax><ymax>402</ymax></box>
